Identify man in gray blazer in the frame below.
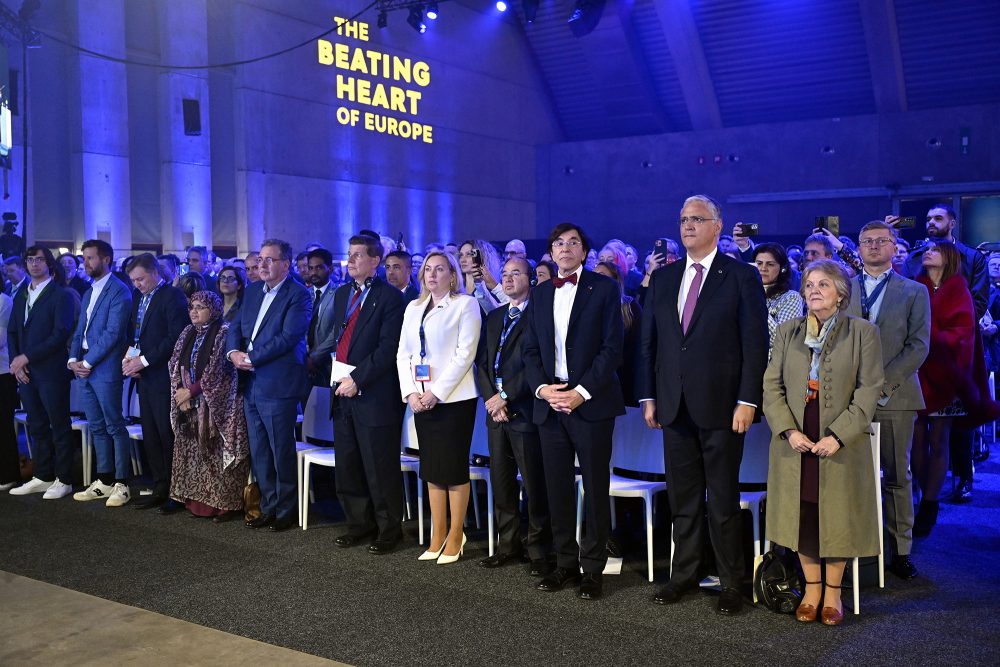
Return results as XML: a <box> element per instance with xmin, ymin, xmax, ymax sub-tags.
<box><xmin>847</xmin><ymin>221</ymin><xmax>930</xmax><ymax>580</ymax></box>
<box><xmin>305</xmin><ymin>248</ymin><xmax>338</xmax><ymax>390</ymax></box>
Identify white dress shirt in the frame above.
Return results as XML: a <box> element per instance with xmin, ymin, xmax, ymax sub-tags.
<box><xmin>861</xmin><ymin>267</ymin><xmax>893</xmax><ymax>323</ymax></box>
<box><xmin>25</xmin><ymin>277</ymin><xmax>52</xmax><ymax>324</ymax></box>
<box><xmin>248</xmin><ymin>276</ymin><xmax>289</xmax><ymax>351</ymax></box>
<box><xmin>677</xmin><ymin>246</ymin><xmax>718</xmax><ymax>320</ymax></box>
<box><xmin>535</xmin><ymin>265</ymin><xmax>591</xmax><ymax>401</ymax></box>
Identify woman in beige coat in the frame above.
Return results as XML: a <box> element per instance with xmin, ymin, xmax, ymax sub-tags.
<box><xmin>763</xmin><ymin>259</ymin><xmax>883</xmax><ymax>626</ymax></box>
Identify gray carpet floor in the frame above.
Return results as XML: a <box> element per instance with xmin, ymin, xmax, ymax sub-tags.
<box><xmin>1</xmin><ymin>455</ymin><xmax>998</xmax><ymax>666</ymax></box>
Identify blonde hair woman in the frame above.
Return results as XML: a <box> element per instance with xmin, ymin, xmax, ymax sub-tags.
<box><xmin>397</xmin><ymin>250</ymin><xmax>482</xmax><ymax>563</ymax></box>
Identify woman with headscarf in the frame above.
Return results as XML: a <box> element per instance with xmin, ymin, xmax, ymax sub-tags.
<box><xmin>168</xmin><ymin>290</ymin><xmax>250</xmax><ymax>520</ymax></box>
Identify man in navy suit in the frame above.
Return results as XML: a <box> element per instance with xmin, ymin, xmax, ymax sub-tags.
<box><xmin>69</xmin><ymin>240</ymin><xmax>134</xmax><ymax>507</ymax></box>
<box><xmin>522</xmin><ymin>223</ymin><xmax>625</xmax><ymax>600</ymax></box>
<box><xmin>640</xmin><ymin>195</ymin><xmax>768</xmax><ymax>615</ymax></box>
<box><xmin>324</xmin><ymin>234</ymin><xmax>405</xmax><ymax>553</ymax></box>
<box><xmin>226</xmin><ymin>239</ymin><xmax>312</xmax><ymax>532</ymax></box>
<box><xmin>7</xmin><ymin>247</ymin><xmax>76</xmax><ymax>498</ymax></box>
<box><xmin>384</xmin><ymin>250</ymin><xmax>419</xmax><ymax>304</ymax></box>
<box><xmin>122</xmin><ymin>254</ymin><xmax>189</xmax><ymax>511</ymax></box>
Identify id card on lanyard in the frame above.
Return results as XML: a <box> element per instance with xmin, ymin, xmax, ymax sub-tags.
<box><xmin>493</xmin><ymin>308</ymin><xmax>521</xmax><ymax>391</ymax></box>
<box><xmin>859</xmin><ymin>271</ymin><xmax>890</xmax><ymax>321</ymax></box>
<box><xmin>414</xmin><ymin>300</ymin><xmax>434</xmax><ymax>385</ymax></box>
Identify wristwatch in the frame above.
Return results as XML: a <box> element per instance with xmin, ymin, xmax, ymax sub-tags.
<box><xmin>499</xmin><ymin>390</ymin><xmax>509</xmax><ymax>401</ymax></box>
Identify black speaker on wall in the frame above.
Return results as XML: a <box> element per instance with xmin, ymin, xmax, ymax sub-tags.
<box><xmin>182</xmin><ymin>98</ymin><xmax>201</xmax><ymax>136</ymax></box>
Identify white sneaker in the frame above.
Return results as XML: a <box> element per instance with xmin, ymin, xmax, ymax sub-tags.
<box><xmin>42</xmin><ymin>479</ymin><xmax>74</xmax><ymax>500</ymax></box>
<box><xmin>105</xmin><ymin>483</ymin><xmax>130</xmax><ymax>507</ymax></box>
<box><xmin>0</xmin><ymin>481</ymin><xmax>16</xmax><ymax>491</ymax></box>
<box><xmin>73</xmin><ymin>480</ymin><xmax>115</xmax><ymax>501</ymax></box>
<box><xmin>9</xmin><ymin>477</ymin><xmax>53</xmax><ymax>496</ymax></box>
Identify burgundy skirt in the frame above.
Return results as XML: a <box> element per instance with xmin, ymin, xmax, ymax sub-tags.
<box><xmin>801</xmin><ymin>396</ymin><xmax>820</xmax><ymax>503</ymax></box>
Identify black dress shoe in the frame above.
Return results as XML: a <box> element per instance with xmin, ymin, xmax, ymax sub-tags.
<box><xmin>530</xmin><ymin>559</ymin><xmax>555</xmax><ymax>577</ymax></box>
<box><xmin>652</xmin><ymin>581</ymin><xmax>699</xmax><ymax>605</ymax></box>
<box><xmin>716</xmin><ymin>587</ymin><xmax>744</xmax><ymax>615</ymax></box>
<box><xmin>245</xmin><ymin>514</ymin><xmax>274</xmax><ymax>529</ymax></box>
<box><xmin>157</xmin><ymin>499</ymin><xmax>183</xmax><ymax>515</ymax></box>
<box><xmin>269</xmin><ymin>515</ymin><xmax>296</xmax><ymax>532</ymax></box>
<box><xmin>335</xmin><ymin>530</ymin><xmax>376</xmax><ymax>548</ymax></box>
<box><xmin>133</xmin><ymin>495</ymin><xmax>166</xmax><ymax>510</ymax></box>
<box><xmin>479</xmin><ymin>552</ymin><xmax>520</xmax><ymax>568</ymax></box>
<box><xmin>368</xmin><ymin>538</ymin><xmax>401</xmax><ymax>555</ymax></box>
<box><xmin>536</xmin><ymin>567</ymin><xmax>582</xmax><ymax>592</ymax></box>
<box><xmin>578</xmin><ymin>572</ymin><xmax>603</xmax><ymax>600</ymax></box>
<box><xmin>889</xmin><ymin>555</ymin><xmax>918</xmax><ymax>580</ymax></box>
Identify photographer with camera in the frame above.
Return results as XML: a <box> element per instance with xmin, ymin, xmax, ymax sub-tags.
<box><xmin>458</xmin><ymin>240</ymin><xmax>508</xmax><ymax>314</ymax></box>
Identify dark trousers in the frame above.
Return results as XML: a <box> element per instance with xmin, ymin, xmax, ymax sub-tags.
<box><xmin>0</xmin><ymin>374</ymin><xmax>22</xmax><ymax>483</ymax></box>
<box><xmin>662</xmin><ymin>400</ymin><xmax>745</xmax><ymax>589</ymax></box>
<box><xmin>333</xmin><ymin>402</ymin><xmax>404</xmax><ymax>541</ymax></box>
<box><xmin>487</xmin><ymin>421</ymin><xmax>551</xmax><ymax>560</ymax></box>
<box><xmin>538</xmin><ymin>411</ymin><xmax>614</xmax><ymax>574</ymax></box>
<box><xmin>244</xmin><ymin>379</ymin><xmax>299</xmax><ymax>521</ymax></box>
<box><xmin>876</xmin><ymin>409</ymin><xmax>916</xmax><ymax>557</ymax></box>
<box><xmin>137</xmin><ymin>379</ymin><xmax>174</xmax><ymax>495</ymax></box>
<box><xmin>19</xmin><ymin>378</ymin><xmax>74</xmax><ymax>483</ymax></box>
<box><xmin>950</xmin><ymin>426</ymin><xmax>974</xmax><ymax>482</ymax></box>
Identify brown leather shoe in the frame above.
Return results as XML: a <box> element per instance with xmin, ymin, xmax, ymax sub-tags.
<box><xmin>796</xmin><ymin>581</ymin><xmax>821</xmax><ymax>622</ymax></box>
<box><xmin>821</xmin><ymin>605</ymin><xmax>845</xmax><ymax>625</ymax></box>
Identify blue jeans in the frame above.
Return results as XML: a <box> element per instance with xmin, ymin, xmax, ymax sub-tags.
<box><xmin>79</xmin><ymin>377</ymin><xmax>131</xmax><ymax>480</ymax></box>
<box><xmin>244</xmin><ymin>379</ymin><xmax>299</xmax><ymax>521</ymax></box>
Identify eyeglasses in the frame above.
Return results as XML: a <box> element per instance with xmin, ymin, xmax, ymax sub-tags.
<box><xmin>25</xmin><ymin>256</ymin><xmax>48</xmax><ymax>265</ymax></box>
<box><xmin>501</xmin><ymin>270</ymin><xmax>526</xmax><ymax>280</ymax></box>
<box><xmin>188</xmin><ymin>304</ymin><xmax>209</xmax><ymax>312</ymax></box>
<box><xmin>255</xmin><ymin>257</ymin><xmax>284</xmax><ymax>266</ymax></box>
<box><xmin>859</xmin><ymin>238</ymin><xmax>895</xmax><ymax>248</ymax></box>
<box><xmin>346</xmin><ymin>252</ymin><xmax>367</xmax><ymax>262</ymax></box>
<box><xmin>218</xmin><ymin>275</ymin><xmax>239</xmax><ymax>283</ymax></box>
<box><xmin>551</xmin><ymin>239</ymin><xmax>582</xmax><ymax>249</ymax></box>
<box><xmin>678</xmin><ymin>216</ymin><xmax>717</xmax><ymax>226</ymax></box>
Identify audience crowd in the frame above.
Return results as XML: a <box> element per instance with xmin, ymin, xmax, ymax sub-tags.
<box><xmin>3</xmin><ymin>200</ymin><xmax>998</xmax><ymax>624</ymax></box>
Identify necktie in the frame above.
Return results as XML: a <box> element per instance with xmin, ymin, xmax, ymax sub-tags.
<box><xmin>136</xmin><ymin>292</ymin><xmax>151</xmax><ymax>341</ymax></box>
<box><xmin>335</xmin><ymin>285</ymin><xmax>363</xmax><ymax>363</ymax></box>
<box><xmin>681</xmin><ymin>263</ymin><xmax>703</xmax><ymax>334</ymax></box>
<box><xmin>508</xmin><ymin>306</ymin><xmax>521</xmax><ymax>319</ymax></box>
<box><xmin>308</xmin><ymin>288</ymin><xmax>322</xmax><ymax>348</ymax></box>
<box><xmin>552</xmin><ymin>273</ymin><xmax>578</xmax><ymax>288</ymax></box>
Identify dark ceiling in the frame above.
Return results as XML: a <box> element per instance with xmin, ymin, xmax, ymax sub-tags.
<box><xmin>505</xmin><ymin>0</ymin><xmax>1000</xmax><ymax>141</ymax></box>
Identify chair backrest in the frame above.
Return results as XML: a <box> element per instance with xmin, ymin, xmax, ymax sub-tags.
<box><xmin>611</xmin><ymin>406</ymin><xmax>665</xmax><ymax>474</ymax></box>
<box><xmin>470</xmin><ymin>401</ymin><xmax>489</xmax><ymax>459</ymax></box>
<box><xmin>739</xmin><ymin>417</ymin><xmax>771</xmax><ymax>484</ymax></box>
<box><xmin>302</xmin><ymin>386</ymin><xmax>333</xmax><ymax>443</ymax></box>
<box><xmin>401</xmin><ymin>405</ymin><xmax>418</xmax><ymax>452</ymax></box>
<box><xmin>122</xmin><ymin>378</ymin><xmax>140</xmax><ymax>420</ymax></box>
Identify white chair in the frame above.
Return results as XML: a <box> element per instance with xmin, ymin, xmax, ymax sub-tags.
<box><xmin>13</xmin><ymin>409</ymin><xmax>30</xmax><ymax>458</ymax></box>
<box><xmin>401</xmin><ymin>406</ymin><xmax>426</xmax><ymax>544</ymax></box>
<box><xmin>739</xmin><ymin>418</ymin><xmax>772</xmax><ymax>558</ymax></box>
<box><xmin>468</xmin><ymin>404</ymin><xmax>494</xmax><ymax>550</ymax></box>
<box><xmin>298</xmin><ymin>387</ymin><xmax>335</xmax><ymax>529</ymax></box>
<box><xmin>122</xmin><ymin>378</ymin><xmax>144</xmax><ymax>476</ymax></box>
<box><xmin>575</xmin><ymin>406</ymin><xmax>668</xmax><ymax>582</ymax></box>
<box><xmin>851</xmin><ymin>422</ymin><xmax>885</xmax><ymax>615</ymax></box>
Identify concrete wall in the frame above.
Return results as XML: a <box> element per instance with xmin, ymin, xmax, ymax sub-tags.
<box><xmin>21</xmin><ymin>0</ymin><xmax>560</xmax><ymax>255</ymax></box>
<box><xmin>537</xmin><ymin>104</ymin><xmax>1000</xmax><ymax>253</ymax></box>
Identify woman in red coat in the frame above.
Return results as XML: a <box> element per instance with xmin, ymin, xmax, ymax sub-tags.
<box><xmin>912</xmin><ymin>241</ymin><xmax>989</xmax><ymax>536</ymax></box>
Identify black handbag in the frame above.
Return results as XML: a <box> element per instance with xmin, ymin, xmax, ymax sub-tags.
<box><xmin>753</xmin><ymin>546</ymin><xmax>803</xmax><ymax>614</ymax></box>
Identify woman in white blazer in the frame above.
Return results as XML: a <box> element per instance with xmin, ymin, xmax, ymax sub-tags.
<box><xmin>397</xmin><ymin>250</ymin><xmax>482</xmax><ymax>564</ymax></box>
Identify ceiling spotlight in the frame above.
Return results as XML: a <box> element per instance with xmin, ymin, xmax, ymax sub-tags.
<box><xmin>426</xmin><ymin>2</ymin><xmax>439</xmax><ymax>20</ymax></box>
<box><xmin>523</xmin><ymin>0</ymin><xmax>539</xmax><ymax>23</ymax></box>
<box><xmin>496</xmin><ymin>1</ymin><xmax>508</xmax><ymax>12</ymax></box>
<box><xmin>407</xmin><ymin>6</ymin><xmax>426</xmax><ymax>33</ymax></box>
<box><xmin>568</xmin><ymin>0</ymin><xmax>605</xmax><ymax>37</ymax></box>
<box><xmin>377</xmin><ymin>10</ymin><xmax>388</xmax><ymax>28</ymax></box>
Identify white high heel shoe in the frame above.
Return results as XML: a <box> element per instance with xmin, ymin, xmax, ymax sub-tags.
<box><xmin>418</xmin><ymin>540</ymin><xmax>447</xmax><ymax>561</ymax></box>
<box><xmin>437</xmin><ymin>533</ymin><xmax>467</xmax><ymax>565</ymax></box>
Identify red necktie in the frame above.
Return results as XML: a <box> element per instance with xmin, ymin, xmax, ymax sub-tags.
<box><xmin>335</xmin><ymin>286</ymin><xmax>363</xmax><ymax>363</ymax></box>
<box><xmin>552</xmin><ymin>273</ymin><xmax>578</xmax><ymax>288</ymax></box>
<box><xmin>681</xmin><ymin>263</ymin><xmax>703</xmax><ymax>334</ymax></box>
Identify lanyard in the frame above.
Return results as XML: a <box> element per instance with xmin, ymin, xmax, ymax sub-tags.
<box><xmin>418</xmin><ymin>298</ymin><xmax>437</xmax><ymax>361</ymax></box>
<box><xmin>859</xmin><ymin>271</ymin><xmax>890</xmax><ymax>320</ymax></box>
<box><xmin>134</xmin><ymin>281</ymin><xmax>164</xmax><ymax>344</ymax></box>
<box><xmin>335</xmin><ymin>281</ymin><xmax>370</xmax><ymax>347</ymax></box>
<box><xmin>493</xmin><ymin>307</ymin><xmax>522</xmax><ymax>381</ymax></box>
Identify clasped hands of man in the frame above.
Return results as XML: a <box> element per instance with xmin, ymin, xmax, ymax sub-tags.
<box><xmin>642</xmin><ymin>400</ymin><xmax>757</xmax><ymax>436</ymax></box>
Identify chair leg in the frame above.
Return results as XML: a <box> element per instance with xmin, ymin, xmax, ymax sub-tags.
<box><xmin>852</xmin><ymin>557</ymin><xmax>860</xmax><ymax>615</ymax></box>
<box><xmin>487</xmin><ymin>479</ymin><xmax>495</xmax><ymax>557</ymax></box>
<box><xmin>575</xmin><ymin>482</ymin><xmax>584</xmax><ymax>546</ymax></box>
<box><xmin>297</xmin><ymin>451</ymin><xmax>304</xmax><ymax>527</ymax></box>
<box><xmin>751</xmin><ymin>502</ymin><xmax>761</xmax><ymax>559</ymax></box>
<box><xmin>82</xmin><ymin>431</ymin><xmax>92</xmax><ymax>487</ymax></box>
<box><xmin>417</xmin><ymin>477</ymin><xmax>425</xmax><ymax>546</ymax></box>
<box><xmin>471</xmin><ymin>479</ymin><xmax>482</xmax><ymax>530</ymax></box>
<box><xmin>403</xmin><ymin>472</ymin><xmax>412</xmax><ymax>521</ymax></box>
<box><xmin>669</xmin><ymin>524</ymin><xmax>675</xmax><ymax>579</ymax></box>
<box><xmin>610</xmin><ymin>496</ymin><xmax>617</xmax><ymax>531</ymax></box>
<box><xmin>644</xmin><ymin>491</ymin><xmax>654</xmax><ymax>582</ymax></box>
<box><xmin>302</xmin><ymin>460</ymin><xmax>311</xmax><ymax>531</ymax></box>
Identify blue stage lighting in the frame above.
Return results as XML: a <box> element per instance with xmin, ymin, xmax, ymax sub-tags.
<box><xmin>426</xmin><ymin>2</ymin><xmax>439</xmax><ymax>20</ymax></box>
<box><xmin>496</xmin><ymin>1</ymin><xmax>508</xmax><ymax>12</ymax></box>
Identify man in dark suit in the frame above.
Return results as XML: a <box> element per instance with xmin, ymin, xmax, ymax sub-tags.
<box><xmin>226</xmin><ymin>239</ymin><xmax>311</xmax><ymax>532</ymax></box>
<box><xmin>847</xmin><ymin>221</ymin><xmax>930</xmax><ymax>580</ymax></box>
<box><xmin>121</xmin><ymin>254</ymin><xmax>189</xmax><ymax>511</ymax></box>
<box><xmin>186</xmin><ymin>245</ymin><xmax>218</xmax><ymax>294</ymax></box>
<box><xmin>476</xmin><ymin>257</ymin><xmax>552</xmax><ymax>574</ymax></box>
<box><xmin>323</xmin><ymin>234</ymin><xmax>405</xmax><ymax>553</ymax></box>
<box><xmin>385</xmin><ymin>250</ymin><xmax>419</xmax><ymax>304</ymax></box>
<box><xmin>7</xmin><ymin>247</ymin><xmax>76</xmax><ymax>498</ymax></box>
<box><xmin>901</xmin><ymin>204</ymin><xmax>989</xmax><ymax>504</ymax></box>
<box><xmin>4</xmin><ymin>256</ymin><xmax>27</xmax><ymax>297</ymax></box>
<box><xmin>304</xmin><ymin>248</ymin><xmax>338</xmax><ymax>390</ymax></box>
<box><xmin>640</xmin><ymin>195</ymin><xmax>768</xmax><ymax>615</ymax></box>
<box><xmin>522</xmin><ymin>223</ymin><xmax>625</xmax><ymax>600</ymax></box>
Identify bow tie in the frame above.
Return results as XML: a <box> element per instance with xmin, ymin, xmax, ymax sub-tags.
<box><xmin>552</xmin><ymin>273</ymin><xmax>578</xmax><ymax>288</ymax></box>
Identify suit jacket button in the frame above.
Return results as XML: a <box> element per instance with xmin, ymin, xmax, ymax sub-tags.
<box><xmin>825</xmin><ymin>403</ymin><xmax>832</xmax><ymax>408</ymax></box>
<box><xmin>681</xmin><ymin>346</ymin><xmax>687</xmax><ymax>351</ymax></box>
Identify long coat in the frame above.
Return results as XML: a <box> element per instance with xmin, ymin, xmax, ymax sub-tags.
<box><xmin>763</xmin><ymin>314</ymin><xmax>884</xmax><ymax>557</ymax></box>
